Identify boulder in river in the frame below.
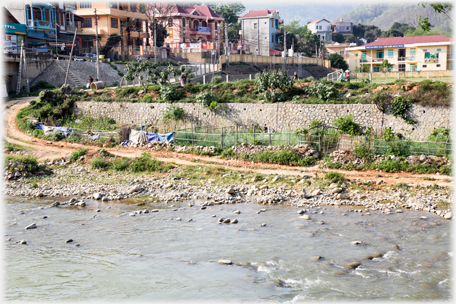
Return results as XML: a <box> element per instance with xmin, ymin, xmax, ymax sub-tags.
<box><xmin>25</xmin><ymin>223</ymin><xmax>37</xmax><ymax>230</ymax></box>
<box><xmin>218</xmin><ymin>260</ymin><xmax>232</xmax><ymax>265</ymax></box>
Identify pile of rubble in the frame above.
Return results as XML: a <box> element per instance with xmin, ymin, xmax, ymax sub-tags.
<box><xmin>123</xmin><ymin>141</ymin><xmax>174</xmax><ymax>150</ymax></box>
<box><xmin>231</xmin><ymin>143</ymin><xmax>319</xmax><ymax>157</ymax></box>
<box><xmin>329</xmin><ymin>150</ymin><xmax>450</xmax><ymax>166</ymax></box>
<box><xmin>4</xmin><ymin>159</ymin><xmax>49</xmax><ymax>180</ymax></box>
<box><xmin>174</xmin><ymin>146</ymin><xmax>217</xmax><ymax>153</ymax></box>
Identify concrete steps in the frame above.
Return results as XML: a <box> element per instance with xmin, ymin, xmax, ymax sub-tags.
<box><xmin>56</xmin><ymin>60</ymin><xmax>84</xmax><ymax>87</ymax></box>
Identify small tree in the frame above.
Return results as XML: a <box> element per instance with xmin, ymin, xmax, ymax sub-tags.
<box><xmin>333</xmin><ymin>33</ymin><xmax>345</xmax><ymax>43</ymax></box>
<box><xmin>379</xmin><ymin>59</ymin><xmax>393</xmax><ymax>72</ymax></box>
<box><xmin>254</xmin><ymin>69</ymin><xmax>293</xmax><ymax>102</ymax></box>
<box><xmin>100</xmin><ymin>34</ymin><xmax>122</xmax><ymax>56</ymax></box>
<box><xmin>327</xmin><ymin>53</ymin><xmax>348</xmax><ymax>71</ymax></box>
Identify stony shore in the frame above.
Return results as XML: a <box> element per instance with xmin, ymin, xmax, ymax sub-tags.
<box><xmin>4</xmin><ymin>162</ymin><xmax>452</xmax><ymax>220</ymax></box>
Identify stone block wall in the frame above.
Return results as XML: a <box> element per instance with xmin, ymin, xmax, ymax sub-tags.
<box><xmin>72</xmin><ymin>101</ymin><xmax>451</xmax><ymax>141</ymax></box>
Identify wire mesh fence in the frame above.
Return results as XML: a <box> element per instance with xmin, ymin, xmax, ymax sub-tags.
<box><xmin>174</xmin><ymin>125</ymin><xmax>452</xmax><ymax>157</ymax></box>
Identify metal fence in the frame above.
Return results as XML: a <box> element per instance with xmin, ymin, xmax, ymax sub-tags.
<box><xmin>174</xmin><ymin>125</ymin><xmax>452</xmax><ymax>157</ymax></box>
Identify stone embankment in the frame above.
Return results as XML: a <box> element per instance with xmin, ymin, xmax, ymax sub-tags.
<box><xmin>4</xmin><ymin>164</ymin><xmax>452</xmax><ymax>220</ymax></box>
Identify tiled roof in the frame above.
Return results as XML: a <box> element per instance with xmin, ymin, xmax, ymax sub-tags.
<box><xmin>309</xmin><ymin>19</ymin><xmax>330</xmax><ymax>24</ymax></box>
<box><xmin>241</xmin><ymin>9</ymin><xmax>278</xmax><ymax>18</ymax></box>
<box><xmin>335</xmin><ymin>20</ymin><xmax>352</xmax><ymax>23</ymax></box>
<box><xmin>155</xmin><ymin>4</ymin><xmax>222</xmax><ymax>19</ymax></box>
<box><xmin>364</xmin><ymin>35</ymin><xmax>453</xmax><ymax>47</ymax></box>
<box><xmin>193</xmin><ymin>5</ymin><xmax>221</xmax><ymax>18</ymax></box>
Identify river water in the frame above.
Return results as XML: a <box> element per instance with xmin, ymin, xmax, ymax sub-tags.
<box><xmin>4</xmin><ymin>196</ymin><xmax>451</xmax><ymax>302</ymax></box>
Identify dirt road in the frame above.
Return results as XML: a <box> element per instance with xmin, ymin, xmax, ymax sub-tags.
<box><xmin>4</xmin><ymin>97</ymin><xmax>451</xmax><ymax>187</ymax></box>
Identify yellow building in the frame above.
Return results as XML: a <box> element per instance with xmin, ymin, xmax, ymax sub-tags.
<box><xmin>74</xmin><ymin>2</ymin><xmax>149</xmax><ymax>54</ymax></box>
<box><xmin>345</xmin><ymin>35</ymin><xmax>453</xmax><ymax>72</ymax></box>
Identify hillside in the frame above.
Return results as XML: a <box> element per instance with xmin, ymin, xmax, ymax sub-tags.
<box><xmin>243</xmin><ymin>3</ymin><xmax>358</xmax><ymax>25</ymax></box>
<box><xmin>330</xmin><ymin>3</ymin><xmax>452</xmax><ymax>32</ymax></box>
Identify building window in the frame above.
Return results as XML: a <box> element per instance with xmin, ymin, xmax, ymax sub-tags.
<box><xmin>193</xmin><ymin>20</ymin><xmax>198</xmax><ymax>28</ymax></box>
<box><xmin>346</xmin><ymin>26</ymin><xmax>349</xmax><ymax>30</ymax></box>
<box><xmin>130</xmin><ymin>2</ymin><xmax>137</xmax><ymax>12</ymax></box>
<box><xmin>111</xmin><ymin>18</ymin><xmax>118</xmax><ymax>28</ymax></box>
<box><xmin>339</xmin><ymin>50</ymin><xmax>344</xmax><ymax>55</ymax></box>
<box><xmin>202</xmin><ymin>21</ymin><xmax>207</xmax><ymax>27</ymax></box>
<box><xmin>437</xmin><ymin>64</ymin><xmax>441</xmax><ymax>67</ymax></box>
<box><xmin>109</xmin><ymin>2</ymin><xmax>117</xmax><ymax>9</ymax></box>
<box><xmin>254</xmin><ymin>23</ymin><xmax>257</xmax><ymax>29</ymax></box>
<box><xmin>376</xmin><ymin>50</ymin><xmax>384</xmax><ymax>59</ymax></box>
<box><xmin>398</xmin><ymin>64</ymin><xmax>406</xmax><ymax>72</ymax></box>
<box><xmin>437</xmin><ymin>48</ymin><xmax>441</xmax><ymax>51</ymax></box>
<box><xmin>271</xmin><ymin>20</ymin><xmax>273</xmax><ymax>28</ymax></box>
<box><xmin>373</xmin><ymin>66</ymin><xmax>380</xmax><ymax>72</ymax></box>
<box><xmin>82</xmin><ymin>18</ymin><xmax>92</xmax><ymax>28</ymax></box>
<box><xmin>168</xmin><ymin>18</ymin><xmax>173</xmax><ymax>27</ymax></box>
<box><xmin>423</xmin><ymin>49</ymin><xmax>427</xmax><ymax>52</ymax></box>
<box><xmin>388</xmin><ymin>49</ymin><xmax>394</xmax><ymax>58</ymax></box>
<box><xmin>80</xmin><ymin>2</ymin><xmax>91</xmax><ymax>8</ymax></box>
<box><xmin>422</xmin><ymin>65</ymin><xmax>427</xmax><ymax>68</ymax></box>
<box><xmin>182</xmin><ymin>19</ymin><xmax>186</xmax><ymax>27</ymax></box>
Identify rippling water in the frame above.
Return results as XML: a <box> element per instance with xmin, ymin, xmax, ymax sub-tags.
<box><xmin>4</xmin><ymin>196</ymin><xmax>451</xmax><ymax>301</ymax></box>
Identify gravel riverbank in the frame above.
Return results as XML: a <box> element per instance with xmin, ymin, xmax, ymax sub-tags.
<box><xmin>4</xmin><ymin>162</ymin><xmax>452</xmax><ymax>220</ymax></box>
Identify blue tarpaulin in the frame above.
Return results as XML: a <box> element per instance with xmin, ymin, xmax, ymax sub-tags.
<box><xmin>35</xmin><ymin>124</ymin><xmax>45</xmax><ymax>130</ymax></box>
<box><xmin>157</xmin><ymin>132</ymin><xmax>174</xmax><ymax>142</ymax></box>
<box><xmin>146</xmin><ymin>133</ymin><xmax>157</xmax><ymax>142</ymax></box>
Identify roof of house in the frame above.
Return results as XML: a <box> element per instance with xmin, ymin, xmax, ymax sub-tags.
<box><xmin>155</xmin><ymin>4</ymin><xmax>222</xmax><ymax>19</ymax></box>
<box><xmin>3</xmin><ymin>6</ymin><xmax>20</xmax><ymax>23</ymax></box>
<box><xmin>364</xmin><ymin>35</ymin><xmax>453</xmax><ymax>47</ymax></box>
<box><xmin>308</xmin><ymin>19</ymin><xmax>330</xmax><ymax>24</ymax></box>
<box><xmin>335</xmin><ymin>20</ymin><xmax>352</xmax><ymax>24</ymax></box>
<box><xmin>241</xmin><ymin>9</ymin><xmax>279</xmax><ymax>18</ymax></box>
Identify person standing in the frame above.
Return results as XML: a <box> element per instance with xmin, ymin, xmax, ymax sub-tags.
<box><xmin>346</xmin><ymin>70</ymin><xmax>350</xmax><ymax>82</ymax></box>
<box><xmin>87</xmin><ymin>76</ymin><xmax>94</xmax><ymax>88</ymax></box>
<box><xmin>293</xmin><ymin>72</ymin><xmax>298</xmax><ymax>81</ymax></box>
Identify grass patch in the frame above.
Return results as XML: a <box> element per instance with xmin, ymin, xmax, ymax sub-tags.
<box><xmin>324</xmin><ymin>171</ymin><xmax>345</xmax><ymax>183</ymax></box>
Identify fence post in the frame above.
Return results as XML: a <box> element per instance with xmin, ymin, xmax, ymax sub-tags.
<box><xmin>253</xmin><ymin>125</ymin><xmax>256</xmax><ymax>145</ymax></box>
<box><xmin>318</xmin><ymin>134</ymin><xmax>322</xmax><ymax>155</ymax></box>
<box><xmin>226</xmin><ymin>75</ymin><xmax>229</xmax><ymax>82</ymax></box>
<box><xmin>221</xmin><ymin>127</ymin><xmax>224</xmax><ymax>150</ymax></box>
<box><xmin>385</xmin><ymin>72</ymin><xmax>387</xmax><ymax>83</ymax></box>
<box><xmin>236</xmin><ymin>124</ymin><xmax>238</xmax><ymax>145</ymax></box>
<box><xmin>203</xmin><ymin>75</ymin><xmax>206</xmax><ymax>84</ymax></box>
<box><xmin>288</xmin><ymin>130</ymin><xmax>290</xmax><ymax>145</ymax></box>
<box><xmin>369</xmin><ymin>72</ymin><xmax>372</xmax><ymax>82</ymax></box>
<box><xmin>269</xmin><ymin>130</ymin><xmax>272</xmax><ymax>145</ymax></box>
<box><xmin>191</xmin><ymin>121</ymin><xmax>194</xmax><ymax>146</ymax></box>
<box><xmin>427</xmin><ymin>71</ymin><xmax>429</xmax><ymax>80</ymax></box>
<box><xmin>398</xmin><ymin>72</ymin><xmax>400</xmax><ymax>80</ymax></box>
<box><xmin>249</xmin><ymin>74</ymin><xmax>252</xmax><ymax>80</ymax></box>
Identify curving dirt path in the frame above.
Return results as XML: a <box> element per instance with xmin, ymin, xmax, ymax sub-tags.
<box><xmin>4</xmin><ymin>97</ymin><xmax>452</xmax><ymax>187</ymax></box>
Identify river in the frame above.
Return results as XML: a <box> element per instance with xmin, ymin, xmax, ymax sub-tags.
<box><xmin>4</xmin><ymin>196</ymin><xmax>451</xmax><ymax>302</ymax></box>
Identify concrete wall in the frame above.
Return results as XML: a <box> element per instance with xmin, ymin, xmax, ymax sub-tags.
<box><xmin>241</xmin><ymin>17</ymin><xmax>272</xmax><ymax>57</ymax></box>
<box><xmin>3</xmin><ymin>52</ymin><xmax>54</xmax><ymax>93</ymax></box>
<box><xmin>73</xmin><ymin>101</ymin><xmax>452</xmax><ymax>141</ymax></box>
<box><xmin>219</xmin><ymin>54</ymin><xmax>331</xmax><ymax>69</ymax></box>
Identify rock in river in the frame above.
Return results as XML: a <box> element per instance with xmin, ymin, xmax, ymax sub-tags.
<box><xmin>218</xmin><ymin>260</ymin><xmax>232</xmax><ymax>265</ymax></box>
<box><xmin>25</xmin><ymin>223</ymin><xmax>37</xmax><ymax>230</ymax></box>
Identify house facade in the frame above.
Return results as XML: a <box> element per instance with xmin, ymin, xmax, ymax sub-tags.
<box><xmin>325</xmin><ymin>42</ymin><xmax>351</xmax><ymax>62</ymax></box>
<box><xmin>345</xmin><ymin>35</ymin><xmax>454</xmax><ymax>72</ymax></box>
<box><xmin>307</xmin><ymin>19</ymin><xmax>332</xmax><ymax>41</ymax></box>
<box><xmin>151</xmin><ymin>4</ymin><xmax>224</xmax><ymax>53</ymax></box>
<box><xmin>333</xmin><ymin>19</ymin><xmax>353</xmax><ymax>36</ymax></box>
<box><xmin>74</xmin><ymin>2</ymin><xmax>150</xmax><ymax>54</ymax></box>
<box><xmin>239</xmin><ymin>9</ymin><xmax>281</xmax><ymax>56</ymax></box>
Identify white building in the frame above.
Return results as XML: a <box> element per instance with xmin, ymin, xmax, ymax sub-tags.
<box><xmin>307</xmin><ymin>19</ymin><xmax>332</xmax><ymax>41</ymax></box>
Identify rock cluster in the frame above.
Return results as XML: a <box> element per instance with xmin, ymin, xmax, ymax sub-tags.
<box><xmin>4</xmin><ymin>159</ymin><xmax>48</xmax><ymax>180</ymax></box>
<box><xmin>232</xmin><ymin>143</ymin><xmax>319</xmax><ymax>157</ymax></box>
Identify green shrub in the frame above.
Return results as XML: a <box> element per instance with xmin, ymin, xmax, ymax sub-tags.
<box><xmin>142</xmin><ymin>94</ymin><xmax>154</xmax><ymax>103</ymax></box>
<box><xmin>128</xmin><ymin>152</ymin><xmax>170</xmax><ymax>173</ymax></box>
<box><xmin>391</xmin><ymin>95</ymin><xmax>416</xmax><ymax>124</ymax></box>
<box><xmin>324</xmin><ymin>171</ymin><xmax>345</xmax><ymax>183</ymax></box>
<box><xmin>428</xmin><ymin>127</ymin><xmax>451</xmax><ymax>142</ymax></box>
<box><xmin>111</xmin><ymin>158</ymin><xmax>131</xmax><ymax>171</ymax></box>
<box><xmin>333</xmin><ymin>114</ymin><xmax>361</xmax><ymax>135</ymax></box>
<box><xmin>43</xmin><ymin>133</ymin><xmax>65</xmax><ymax>141</ymax></box>
<box><xmin>353</xmin><ymin>143</ymin><xmax>374</xmax><ymax>161</ymax></box>
<box><xmin>160</xmin><ymin>85</ymin><xmax>178</xmax><ymax>102</ymax></box>
<box><xmin>91</xmin><ymin>156</ymin><xmax>112</xmax><ymax>170</ymax></box>
<box><xmin>163</xmin><ymin>105</ymin><xmax>185</xmax><ymax>122</ymax></box>
<box><xmin>246</xmin><ymin>149</ymin><xmax>317</xmax><ymax>167</ymax></box>
<box><xmin>305</xmin><ymin>79</ymin><xmax>339</xmax><ymax>101</ymax></box>
<box><xmin>70</xmin><ymin>148</ymin><xmax>88</xmax><ymax>162</ymax></box>
<box><xmin>254</xmin><ymin>69</ymin><xmax>293</xmax><ymax>102</ymax></box>
<box><xmin>220</xmin><ymin>148</ymin><xmax>236</xmax><ymax>158</ymax></box>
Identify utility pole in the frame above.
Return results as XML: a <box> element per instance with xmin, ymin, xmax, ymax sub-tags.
<box><xmin>94</xmin><ymin>8</ymin><xmax>99</xmax><ymax>80</ymax></box>
<box><xmin>154</xmin><ymin>22</ymin><xmax>157</xmax><ymax>63</ymax></box>
<box><xmin>283</xmin><ymin>30</ymin><xmax>287</xmax><ymax>68</ymax></box>
<box><xmin>315</xmin><ymin>42</ymin><xmax>318</xmax><ymax>58</ymax></box>
<box><xmin>64</xmin><ymin>29</ymin><xmax>78</xmax><ymax>87</ymax></box>
<box><xmin>225</xmin><ymin>23</ymin><xmax>229</xmax><ymax>66</ymax></box>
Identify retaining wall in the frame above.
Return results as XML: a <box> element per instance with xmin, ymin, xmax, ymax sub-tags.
<box><xmin>72</xmin><ymin>101</ymin><xmax>451</xmax><ymax>141</ymax></box>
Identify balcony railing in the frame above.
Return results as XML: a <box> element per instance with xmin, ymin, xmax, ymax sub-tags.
<box><xmin>188</xmin><ymin>28</ymin><xmax>211</xmax><ymax>35</ymax></box>
<box><xmin>27</xmin><ymin>19</ymin><xmax>53</xmax><ymax>28</ymax></box>
<box><xmin>398</xmin><ymin>56</ymin><xmax>416</xmax><ymax>62</ymax></box>
<box><xmin>129</xmin><ymin>31</ymin><xmax>149</xmax><ymax>39</ymax></box>
<box><xmin>359</xmin><ymin>58</ymin><xmax>383</xmax><ymax>63</ymax></box>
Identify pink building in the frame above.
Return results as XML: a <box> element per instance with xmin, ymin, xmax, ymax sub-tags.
<box><xmin>151</xmin><ymin>4</ymin><xmax>224</xmax><ymax>52</ymax></box>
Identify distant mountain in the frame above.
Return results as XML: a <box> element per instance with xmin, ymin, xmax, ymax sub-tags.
<box><xmin>330</xmin><ymin>3</ymin><xmax>452</xmax><ymax>32</ymax></box>
<box><xmin>242</xmin><ymin>3</ymin><xmax>359</xmax><ymax>25</ymax></box>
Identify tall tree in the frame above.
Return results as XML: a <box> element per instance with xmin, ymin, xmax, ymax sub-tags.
<box><xmin>207</xmin><ymin>2</ymin><xmax>246</xmax><ymax>24</ymax></box>
<box><xmin>419</xmin><ymin>2</ymin><xmax>452</xmax><ymax>31</ymax></box>
<box><xmin>297</xmin><ymin>27</ymin><xmax>321</xmax><ymax>57</ymax></box>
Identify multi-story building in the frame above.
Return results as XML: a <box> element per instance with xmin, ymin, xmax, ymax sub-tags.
<box><xmin>151</xmin><ymin>4</ymin><xmax>223</xmax><ymax>53</ymax></box>
<box><xmin>346</xmin><ymin>35</ymin><xmax>454</xmax><ymax>72</ymax></box>
<box><xmin>239</xmin><ymin>9</ymin><xmax>282</xmax><ymax>56</ymax></box>
<box><xmin>333</xmin><ymin>18</ymin><xmax>353</xmax><ymax>36</ymax></box>
<box><xmin>325</xmin><ymin>42</ymin><xmax>351</xmax><ymax>62</ymax></box>
<box><xmin>74</xmin><ymin>2</ymin><xmax>150</xmax><ymax>54</ymax></box>
<box><xmin>24</xmin><ymin>2</ymin><xmax>83</xmax><ymax>52</ymax></box>
<box><xmin>307</xmin><ymin>19</ymin><xmax>332</xmax><ymax>41</ymax></box>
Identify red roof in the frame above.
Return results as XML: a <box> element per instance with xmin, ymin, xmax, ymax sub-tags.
<box><xmin>364</xmin><ymin>35</ymin><xmax>453</xmax><ymax>47</ymax></box>
<box><xmin>335</xmin><ymin>20</ymin><xmax>351</xmax><ymax>24</ymax></box>
<box><xmin>241</xmin><ymin>9</ymin><xmax>278</xmax><ymax>18</ymax></box>
<box><xmin>153</xmin><ymin>4</ymin><xmax>222</xmax><ymax>19</ymax></box>
<box><xmin>193</xmin><ymin>5</ymin><xmax>221</xmax><ymax>18</ymax></box>
<box><xmin>309</xmin><ymin>19</ymin><xmax>330</xmax><ymax>24</ymax></box>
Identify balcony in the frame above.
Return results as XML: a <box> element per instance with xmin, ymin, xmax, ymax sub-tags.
<box><xmin>129</xmin><ymin>31</ymin><xmax>149</xmax><ymax>39</ymax></box>
<box><xmin>188</xmin><ymin>28</ymin><xmax>211</xmax><ymax>35</ymax></box>
<box><xmin>60</xmin><ymin>24</ymin><xmax>76</xmax><ymax>32</ymax></box>
<box><xmin>398</xmin><ymin>56</ymin><xmax>416</xmax><ymax>62</ymax></box>
<box><xmin>27</xmin><ymin>19</ymin><xmax>53</xmax><ymax>29</ymax></box>
<box><xmin>274</xmin><ymin>27</ymin><xmax>282</xmax><ymax>33</ymax></box>
<box><xmin>359</xmin><ymin>58</ymin><xmax>383</xmax><ymax>63</ymax></box>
